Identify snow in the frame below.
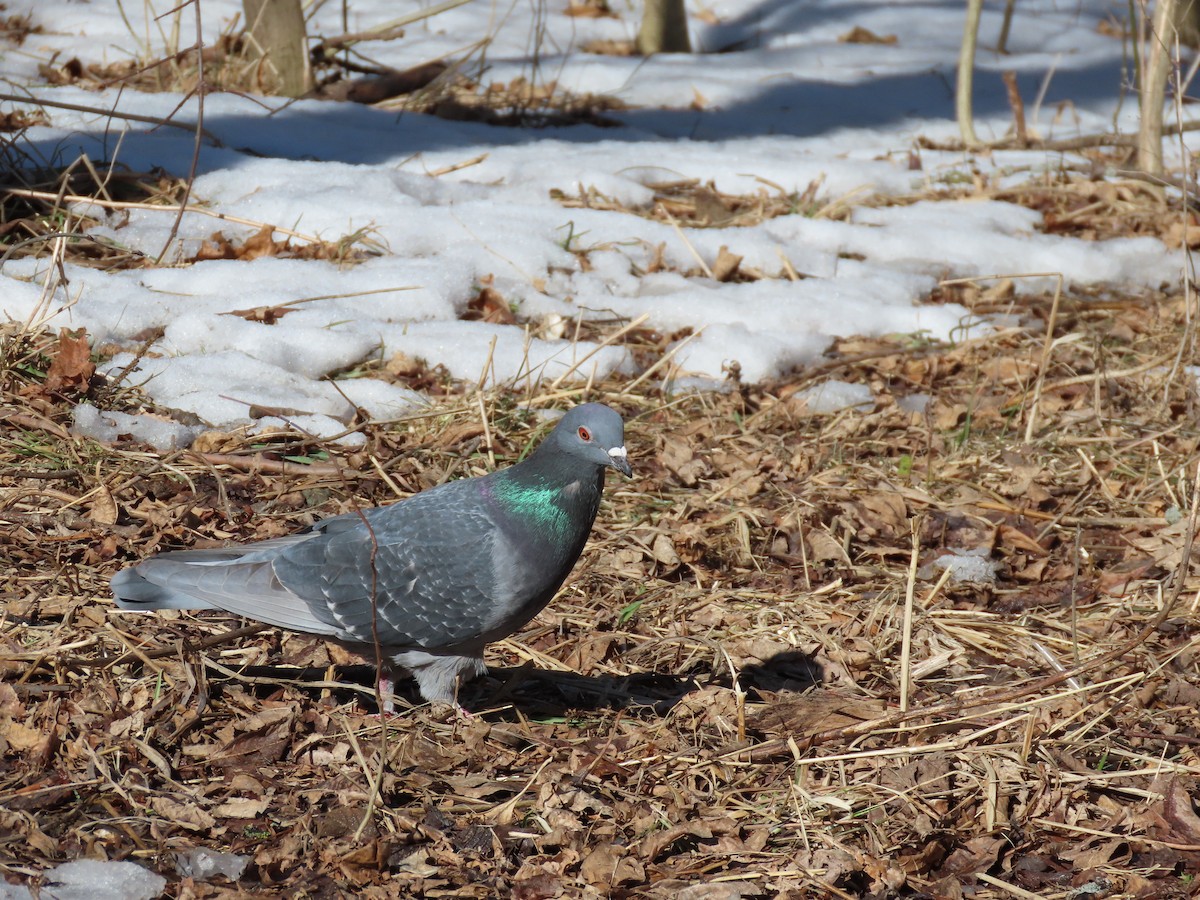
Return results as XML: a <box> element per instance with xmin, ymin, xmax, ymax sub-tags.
<box><xmin>0</xmin><ymin>859</ymin><xmax>166</xmax><ymax>900</ymax></box>
<box><xmin>71</xmin><ymin>403</ymin><xmax>204</xmax><ymax>451</ymax></box>
<box><xmin>0</xmin><ymin>0</ymin><xmax>1188</xmax><ymax>442</ymax></box>
<box><xmin>932</xmin><ymin>548</ymin><xmax>1002</xmax><ymax>586</ymax></box>
<box><xmin>792</xmin><ymin>380</ymin><xmax>876</xmax><ymax>415</ymax></box>
<box><xmin>173</xmin><ymin>847</ymin><xmax>249</xmax><ymax>882</ymax></box>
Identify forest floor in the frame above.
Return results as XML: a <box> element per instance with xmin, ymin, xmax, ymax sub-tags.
<box><xmin>3</xmin><ymin>173</ymin><xmax>1200</xmax><ymax>897</ymax></box>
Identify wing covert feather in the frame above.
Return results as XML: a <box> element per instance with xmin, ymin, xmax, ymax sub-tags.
<box><xmin>272</xmin><ymin>479</ymin><xmax>510</xmax><ymax>650</ymax></box>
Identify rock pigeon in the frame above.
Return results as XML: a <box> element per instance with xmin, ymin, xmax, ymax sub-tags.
<box><xmin>111</xmin><ymin>403</ymin><xmax>631</xmax><ymax>710</ymax></box>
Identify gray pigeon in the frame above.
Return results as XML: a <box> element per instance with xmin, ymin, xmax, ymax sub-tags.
<box><xmin>111</xmin><ymin>403</ymin><xmax>631</xmax><ymax>710</ymax></box>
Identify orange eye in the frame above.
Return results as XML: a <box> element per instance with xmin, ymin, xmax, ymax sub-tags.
<box><xmin>578</xmin><ymin>426</ymin><xmax>591</xmax><ymax>441</ymax></box>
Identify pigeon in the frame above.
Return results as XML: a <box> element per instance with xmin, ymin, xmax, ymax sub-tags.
<box><xmin>111</xmin><ymin>403</ymin><xmax>631</xmax><ymax>710</ymax></box>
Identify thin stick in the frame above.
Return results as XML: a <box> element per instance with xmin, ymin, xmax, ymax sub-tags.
<box><xmin>898</xmin><ymin>517</ymin><xmax>920</xmax><ymax>713</ymax></box>
<box><xmin>621</xmin><ymin>326</ymin><xmax>704</xmax><ymax>394</ymax></box>
<box><xmin>1023</xmin><ymin>273</ymin><xmax>1064</xmax><ymax>442</ymax></box>
<box><xmin>660</xmin><ymin>208</ymin><xmax>714</xmax><ymax>278</ymax></box>
<box><xmin>156</xmin><ymin>0</ymin><xmax>206</xmax><ymax>264</ymax></box>
<box><xmin>4</xmin><ymin>188</ymin><xmax>328</xmax><ymax>245</ymax></box>
<box><xmin>0</xmin><ymin>91</ymin><xmax>222</xmax><ymax>142</ymax></box>
<box><xmin>547</xmin><ymin>313</ymin><xmax>649</xmax><ymax>390</ymax></box>
<box><xmin>477</xmin><ymin>390</ymin><xmax>495</xmax><ymax>470</ymax></box>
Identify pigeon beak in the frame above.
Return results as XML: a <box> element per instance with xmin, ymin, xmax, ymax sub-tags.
<box><xmin>607</xmin><ymin>445</ymin><xmax>632</xmax><ymax>477</ymax></box>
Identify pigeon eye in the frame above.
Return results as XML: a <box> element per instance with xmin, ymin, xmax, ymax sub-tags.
<box><xmin>577</xmin><ymin>426</ymin><xmax>591</xmax><ymax>442</ymax></box>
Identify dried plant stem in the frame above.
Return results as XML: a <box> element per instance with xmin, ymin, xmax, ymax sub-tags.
<box><xmin>898</xmin><ymin>518</ymin><xmax>919</xmax><ymax>713</ymax></box>
<box><xmin>1023</xmin><ymin>273</ymin><xmax>1063</xmax><ymax>442</ymax></box>
<box><xmin>5</xmin><ymin>188</ymin><xmax>326</xmax><ymax>246</ymax></box>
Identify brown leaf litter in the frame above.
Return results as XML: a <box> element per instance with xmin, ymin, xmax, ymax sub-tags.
<box><xmin>2</xmin><ymin>267</ymin><xmax>1200</xmax><ymax>897</ymax></box>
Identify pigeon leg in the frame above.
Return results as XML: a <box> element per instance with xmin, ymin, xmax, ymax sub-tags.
<box><xmin>376</xmin><ymin>667</ymin><xmax>397</xmax><ymax>715</ymax></box>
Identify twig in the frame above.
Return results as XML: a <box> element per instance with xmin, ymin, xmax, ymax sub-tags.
<box><xmin>156</xmin><ymin>0</ymin><xmax>206</xmax><ymax>263</ymax></box>
<box><xmin>898</xmin><ymin>517</ymin><xmax>919</xmax><ymax>712</ymax></box>
<box><xmin>1023</xmin><ymin>273</ymin><xmax>1064</xmax><ymax>442</ymax></box>
<box><xmin>183</xmin><ymin>451</ymin><xmax>348</xmax><ymax>476</ymax></box>
<box><xmin>1001</xmin><ymin>70</ymin><xmax>1027</xmax><ymax>146</ymax></box>
<box><xmin>0</xmin><ymin>91</ymin><xmax>223</xmax><ymax>144</ymax></box>
<box><xmin>3</xmin><ymin>188</ymin><xmax>327</xmax><ymax>245</ymax></box>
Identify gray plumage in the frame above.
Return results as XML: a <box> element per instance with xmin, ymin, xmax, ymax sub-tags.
<box><xmin>111</xmin><ymin>403</ymin><xmax>631</xmax><ymax>708</ymax></box>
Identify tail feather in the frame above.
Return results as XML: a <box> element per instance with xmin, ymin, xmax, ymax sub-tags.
<box><xmin>111</xmin><ymin>567</ymin><xmax>216</xmax><ymax>610</ymax></box>
<box><xmin>110</xmin><ymin>543</ymin><xmax>339</xmax><ymax>637</ymax></box>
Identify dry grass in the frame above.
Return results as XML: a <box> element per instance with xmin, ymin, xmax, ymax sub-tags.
<box><xmin>2</xmin><ymin>245</ymin><xmax>1200</xmax><ymax>897</ymax></box>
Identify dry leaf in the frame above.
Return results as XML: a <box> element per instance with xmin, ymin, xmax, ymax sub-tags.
<box><xmin>225</xmin><ymin>304</ymin><xmax>297</xmax><ymax>324</ymax></box>
<box><xmin>712</xmin><ymin>246</ymin><xmax>743</xmax><ymax>282</ymax></box>
<box><xmin>87</xmin><ymin>485</ymin><xmax>119</xmax><ymax>526</ymax></box>
<box><xmin>807</xmin><ymin>529</ymin><xmax>849</xmax><ymax>565</ymax></box>
<box><xmin>579</xmin><ymin>845</ymin><xmax>644</xmax><ymax>886</ymax></box>
<box><xmin>211</xmin><ymin>796</ymin><xmax>270</xmax><ymax>818</ymax></box>
<box><xmin>1</xmin><ymin>720</ymin><xmax>47</xmax><ymax>754</ymax></box>
<box><xmin>839</xmin><ymin>25</ymin><xmax>898</xmax><ymax>44</ymax></box>
<box><xmin>43</xmin><ymin>328</ymin><xmax>94</xmax><ymax>395</ymax></box>
<box><xmin>465</xmin><ymin>284</ymin><xmax>517</xmax><ymax>324</ymax></box>
<box><xmin>151</xmin><ymin>796</ymin><xmax>216</xmax><ymax>831</ymax></box>
<box><xmin>564</xmin><ymin>0</ymin><xmax>613</xmax><ymax>17</ymax></box>
<box><xmin>651</xmin><ymin>533</ymin><xmax>681</xmax><ymax>567</ymax></box>
<box><xmin>0</xmin><ymin>684</ymin><xmax>22</xmax><ymax>717</ymax></box>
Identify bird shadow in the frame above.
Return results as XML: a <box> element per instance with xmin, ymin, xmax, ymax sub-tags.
<box><xmin>204</xmin><ymin>648</ymin><xmax>824</xmax><ymax>720</ymax></box>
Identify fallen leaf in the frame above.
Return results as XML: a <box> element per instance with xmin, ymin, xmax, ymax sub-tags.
<box><xmin>87</xmin><ymin>485</ymin><xmax>119</xmax><ymax>526</ymax></box>
<box><xmin>224</xmin><ymin>304</ymin><xmax>297</xmax><ymax>324</ymax></box>
<box><xmin>0</xmin><ymin>684</ymin><xmax>22</xmax><ymax>717</ymax></box>
<box><xmin>579</xmin><ymin>845</ymin><xmax>644</xmax><ymax>886</ymax></box>
<box><xmin>211</xmin><ymin>796</ymin><xmax>270</xmax><ymax>818</ymax></box>
<box><xmin>1</xmin><ymin>719</ymin><xmax>47</xmax><ymax>754</ymax></box>
<box><xmin>43</xmin><ymin>328</ymin><xmax>94</xmax><ymax>395</ymax></box>
<box><xmin>151</xmin><ymin>796</ymin><xmax>216</xmax><ymax>831</ymax></box>
<box><xmin>652</xmin><ymin>533</ymin><xmax>681</xmax><ymax>567</ymax></box>
<box><xmin>839</xmin><ymin>25</ymin><xmax>898</xmax><ymax>44</ymax></box>
<box><xmin>712</xmin><ymin>245</ymin><xmax>743</xmax><ymax>282</ymax></box>
<box><xmin>465</xmin><ymin>284</ymin><xmax>516</xmax><ymax>324</ymax></box>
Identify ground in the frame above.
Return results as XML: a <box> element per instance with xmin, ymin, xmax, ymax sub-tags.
<box><xmin>2</xmin><ymin>4</ymin><xmax>1200</xmax><ymax>893</ymax></box>
<box><xmin>3</xmin><ymin>258</ymin><xmax>1200</xmax><ymax>897</ymax></box>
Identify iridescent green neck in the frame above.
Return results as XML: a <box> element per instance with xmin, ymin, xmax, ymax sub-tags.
<box><xmin>490</xmin><ymin>473</ymin><xmax>571</xmax><ymax>539</ymax></box>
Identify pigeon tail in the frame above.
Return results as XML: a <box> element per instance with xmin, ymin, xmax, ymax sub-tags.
<box><xmin>111</xmin><ymin>567</ymin><xmax>217</xmax><ymax>610</ymax></box>
<box><xmin>112</xmin><ymin>553</ymin><xmax>340</xmax><ymax>637</ymax></box>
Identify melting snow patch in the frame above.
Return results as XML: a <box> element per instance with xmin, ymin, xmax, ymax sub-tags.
<box><xmin>792</xmin><ymin>381</ymin><xmax>875</xmax><ymax>414</ymax></box>
<box><xmin>72</xmin><ymin>404</ymin><xmax>204</xmax><ymax>451</ymax></box>
<box><xmin>897</xmin><ymin>393</ymin><xmax>932</xmax><ymax>414</ymax></box>
<box><xmin>0</xmin><ymin>859</ymin><xmax>166</xmax><ymax>900</ymax></box>
<box><xmin>252</xmin><ymin>414</ymin><xmax>367</xmax><ymax>448</ymax></box>
<box><xmin>174</xmin><ymin>847</ymin><xmax>249</xmax><ymax>883</ymax></box>
<box><xmin>932</xmin><ymin>548</ymin><xmax>1000</xmax><ymax>585</ymax></box>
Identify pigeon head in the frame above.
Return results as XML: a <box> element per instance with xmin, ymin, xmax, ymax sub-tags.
<box><xmin>543</xmin><ymin>403</ymin><xmax>631</xmax><ymax>477</ymax></box>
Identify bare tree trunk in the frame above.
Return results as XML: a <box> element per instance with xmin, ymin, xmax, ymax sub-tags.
<box><xmin>956</xmin><ymin>0</ymin><xmax>983</xmax><ymax>147</ymax></box>
<box><xmin>243</xmin><ymin>0</ymin><xmax>313</xmax><ymax>97</ymax></box>
<box><xmin>637</xmin><ymin>0</ymin><xmax>691</xmax><ymax>55</ymax></box>
<box><xmin>1138</xmin><ymin>0</ymin><xmax>1177</xmax><ymax>176</ymax></box>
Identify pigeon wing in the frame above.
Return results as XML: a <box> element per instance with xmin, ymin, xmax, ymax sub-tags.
<box><xmin>272</xmin><ymin>479</ymin><xmax>522</xmax><ymax>651</ymax></box>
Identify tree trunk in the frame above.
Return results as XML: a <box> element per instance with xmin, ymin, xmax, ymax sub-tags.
<box><xmin>243</xmin><ymin>0</ymin><xmax>313</xmax><ymax>97</ymax></box>
<box><xmin>1138</xmin><ymin>0</ymin><xmax>1177</xmax><ymax>177</ymax></box>
<box><xmin>637</xmin><ymin>0</ymin><xmax>691</xmax><ymax>55</ymax></box>
<box><xmin>956</xmin><ymin>0</ymin><xmax>983</xmax><ymax>147</ymax></box>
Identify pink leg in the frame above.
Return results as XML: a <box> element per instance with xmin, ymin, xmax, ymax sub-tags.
<box><xmin>377</xmin><ymin>671</ymin><xmax>396</xmax><ymax>715</ymax></box>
